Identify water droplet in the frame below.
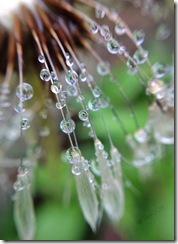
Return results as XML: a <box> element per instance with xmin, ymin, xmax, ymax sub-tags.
<box><xmin>115</xmin><ymin>22</ymin><xmax>126</xmax><ymax>35</ymax></box>
<box><xmin>40</xmin><ymin>69</ymin><xmax>50</xmax><ymax>82</ymax></box>
<box><xmin>38</xmin><ymin>55</ymin><xmax>45</xmax><ymax>63</ymax></box>
<box><xmin>51</xmin><ymin>71</ymin><xmax>58</xmax><ymax>80</ymax></box>
<box><xmin>20</xmin><ymin>118</ymin><xmax>30</xmax><ymax>130</ymax></box>
<box><xmin>95</xmin><ymin>5</ymin><xmax>105</xmax><ymax>19</ymax></box>
<box><xmin>39</xmin><ymin>109</ymin><xmax>48</xmax><ymax>119</ymax></box>
<box><xmin>97</xmin><ymin>61</ymin><xmax>110</xmax><ymax>76</ymax></box>
<box><xmin>90</xmin><ymin>22</ymin><xmax>98</xmax><ymax>34</ymax></box>
<box><xmin>80</xmin><ymin>63</ymin><xmax>87</xmax><ymax>73</ymax></box>
<box><xmin>66</xmin><ymin>85</ymin><xmax>78</xmax><ymax>97</ymax></box>
<box><xmin>66</xmin><ymin>58</ymin><xmax>74</xmax><ymax>67</ymax></box>
<box><xmin>146</xmin><ymin>79</ymin><xmax>164</xmax><ymax>95</ymax></box>
<box><xmin>50</xmin><ymin>84</ymin><xmax>61</xmax><ymax>94</ymax></box>
<box><xmin>60</xmin><ymin>119</ymin><xmax>75</xmax><ymax>134</ymax></box>
<box><xmin>100</xmin><ymin>25</ymin><xmax>110</xmax><ymax>37</ymax></box>
<box><xmin>56</xmin><ymin>99</ymin><xmax>66</xmax><ymax>109</ymax></box>
<box><xmin>107</xmin><ymin>39</ymin><xmax>120</xmax><ymax>54</ymax></box>
<box><xmin>79</xmin><ymin>73</ymin><xmax>87</xmax><ymax>82</ymax></box>
<box><xmin>88</xmin><ymin>98</ymin><xmax>100</xmax><ymax>111</ymax></box>
<box><xmin>127</xmin><ymin>58</ymin><xmax>137</xmax><ymax>69</ymax></box>
<box><xmin>14</xmin><ymin>102</ymin><xmax>25</xmax><ymax>113</ymax></box>
<box><xmin>92</xmin><ymin>86</ymin><xmax>101</xmax><ymax>97</ymax></box>
<box><xmin>133</xmin><ymin>50</ymin><xmax>148</xmax><ymax>64</ymax></box>
<box><xmin>66</xmin><ymin>147</ymin><xmax>81</xmax><ymax>164</ymax></box>
<box><xmin>65</xmin><ymin>70</ymin><xmax>78</xmax><ymax>85</ymax></box>
<box><xmin>133</xmin><ymin>30</ymin><xmax>145</xmax><ymax>45</ymax></box>
<box><xmin>61</xmin><ymin>90</ymin><xmax>68</xmax><ymax>99</ymax></box>
<box><xmin>152</xmin><ymin>63</ymin><xmax>165</xmax><ymax>78</ymax></box>
<box><xmin>78</xmin><ymin>110</ymin><xmax>88</xmax><ymax>121</ymax></box>
<box><xmin>16</xmin><ymin>83</ymin><xmax>34</xmax><ymax>101</ymax></box>
<box><xmin>71</xmin><ymin>164</ymin><xmax>83</xmax><ymax>176</ymax></box>
<box><xmin>65</xmin><ymin>52</ymin><xmax>70</xmax><ymax>60</ymax></box>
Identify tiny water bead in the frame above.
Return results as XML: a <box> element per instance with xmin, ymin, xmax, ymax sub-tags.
<box><xmin>14</xmin><ymin>102</ymin><xmax>25</xmax><ymax>113</ymax></box>
<box><xmin>152</xmin><ymin>63</ymin><xmax>165</xmax><ymax>78</ymax></box>
<box><xmin>97</xmin><ymin>61</ymin><xmax>110</xmax><ymax>76</ymax></box>
<box><xmin>71</xmin><ymin>164</ymin><xmax>83</xmax><ymax>176</ymax></box>
<box><xmin>92</xmin><ymin>86</ymin><xmax>101</xmax><ymax>98</ymax></box>
<box><xmin>132</xmin><ymin>29</ymin><xmax>145</xmax><ymax>45</ymax></box>
<box><xmin>133</xmin><ymin>50</ymin><xmax>148</xmax><ymax>64</ymax></box>
<box><xmin>90</xmin><ymin>22</ymin><xmax>99</xmax><ymax>34</ymax></box>
<box><xmin>88</xmin><ymin>98</ymin><xmax>100</xmax><ymax>111</ymax></box>
<box><xmin>66</xmin><ymin>58</ymin><xmax>74</xmax><ymax>67</ymax></box>
<box><xmin>100</xmin><ymin>25</ymin><xmax>110</xmax><ymax>37</ymax></box>
<box><xmin>107</xmin><ymin>39</ymin><xmax>120</xmax><ymax>54</ymax></box>
<box><xmin>65</xmin><ymin>70</ymin><xmax>78</xmax><ymax>85</ymax></box>
<box><xmin>115</xmin><ymin>22</ymin><xmax>126</xmax><ymax>35</ymax></box>
<box><xmin>66</xmin><ymin>85</ymin><xmax>78</xmax><ymax>97</ymax></box>
<box><xmin>50</xmin><ymin>84</ymin><xmax>61</xmax><ymax>94</ymax></box>
<box><xmin>55</xmin><ymin>99</ymin><xmax>66</xmax><ymax>109</ymax></box>
<box><xmin>20</xmin><ymin>118</ymin><xmax>30</xmax><ymax>130</ymax></box>
<box><xmin>95</xmin><ymin>5</ymin><xmax>105</xmax><ymax>19</ymax></box>
<box><xmin>51</xmin><ymin>71</ymin><xmax>58</xmax><ymax>81</ymax></box>
<box><xmin>40</xmin><ymin>69</ymin><xmax>51</xmax><ymax>82</ymax></box>
<box><xmin>134</xmin><ymin>128</ymin><xmax>148</xmax><ymax>143</ymax></box>
<box><xmin>60</xmin><ymin>119</ymin><xmax>75</xmax><ymax>134</ymax></box>
<box><xmin>78</xmin><ymin>110</ymin><xmax>88</xmax><ymax>121</ymax></box>
<box><xmin>38</xmin><ymin>55</ymin><xmax>45</xmax><ymax>63</ymax></box>
<box><xmin>16</xmin><ymin>83</ymin><xmax>34</xmax><ymax>101</ymax></box>
<box><xmin>79</xmin><ymin>73</ymin><xmax>87</xmax><ymax>82</ymax></box>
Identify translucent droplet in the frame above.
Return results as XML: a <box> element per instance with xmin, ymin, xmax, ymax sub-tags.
<box><xmin>20</xmin><ymin>118</ymin><xmax>30</xmax><ymax>130</ymax></box>
<box><xmin>51</xmin><ymin>71</ymin><xmax>58</xmax><ymax>80</ymax></box>
<box><xmin>66</xmin><ymin>58</ymin><xmax>74</xmax><ymax>67</ymax></box>
<box><xmin>100</xmin><ymin>25</ymin><xmax>110</xmax><ymax>37</ymax></box>
<box><xmin>78</xmin><ymin>110</ymin><xmax>88</xmax><ymax>121</ymax></box>
<box><xmin>71</xmin><ymin>164</ymin><xmax>83</xmax><ymax>176</ymax></box>
<box><xmin>66</xmin><ymin>85</ymin><xmax>78</xmax><ymax>97</ymax></box>
<box><xmin>14</xmin><ymin>102</ymin><xmax>25</xmax><ymax>113</ymax></box>
<box><xmin>88</xmin><ymin>98</ymin><xmax>100</xmax><ymax>111</ymax></box>
<box><xmin>127</xmin><ymin>58</ymin><xmax>137</xmax><ymax>70</ymax></box>
<box><xmin>39</xmin><ymin>109</ymin><xmax>47</xmax><ymax>119</ymax></box>
<box><xmin>92</xmin><ymin>86</ymin><xmax>101</xmax><ymax>98</ymax></box>
<box><xmin>152</xmin><ymin>63</ymin><xmax>165</xmax><ymax>78</ymax></box>
<box><xmin>80</xmin><ymin>63</ymin><xmax>87</xmax><ymax>73</ymax></box>
<box><xmin>16</xmin><ymin>83</ymin><xmax>34</xmax><ymax>101</ymax></box>
<box><xmin>65</xmin><ymin>52</ymin><xmax>70</xmax><ymax>59</ymax></box>
<box><xmin>115</xmin><ymin>22</ymin><xmax>126</xmax><ymax>35</ymax></box>
<box><xmin>38</xmin><ymin>55</ymin><xmax>45</xmax><ymax>63</ymax></box>
<box><xmin>79</xmin><ymin>73</ymin><xmax>87</xmax><ymax>82</ymax></box>
<box><xmin>40</xmin><ymin>69</ymin><xmax>51</xmax><ymax>82</ymax></box>
<box><xmin>97</xmin><ymin>61</ymin><xmax>110</xmax><ymax>76</ymax></box>
<box><xmin>60</xmin><ymin>119</ymin><xmax>75</xmax><ymax>134</ymax></box>
<box><xmin>107</xmin><ymin>39</ymin><xmax>120</xmax><ymax>54</ymax></box>
<box><xmin>61</xmin><ymin>90</ymin><xmax>68</xmax><ymax>99</ymax></box>
<box><xmin>50</xmin><ymin>84</ymin><xmax>61</xmax><ymax>94</ymax></box>
<box><xmin>65</xmin><ymin>70</ymin><xmax>78</xmax><ymax>85</ymax></box>
<box><xmin>133</xmin><ymin>30</ymin><xmax>145</xmax><ymax>45</ymax></box>
<box><xmin>133</xmin><ymin>49</ymin><xmax>148</xmax><ymax>64</ymax></box>
<box><xmin>95</xmin><ymin>5</ymin><xmax>105</xmax><ymax>19</ymax></box>
<box><xmin>90</xmin><ymin>22</ymin><xmax>98</xmax><ymax>34</ymax></box>
<box><xmin>66</xmin><ymin>147</ymin><xmax>81</xmax><ymax>164</ymax></box>
<box><xmin>55</xmin><ymin>99</ymin><xmax>66</xmax><ymax>109</ymax></box>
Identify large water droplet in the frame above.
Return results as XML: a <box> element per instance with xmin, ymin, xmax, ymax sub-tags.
<box><xmin>88</xmin><ymin>98</ymin><xmax>100</xmax><ymax>111</ymax></box>
<box><xmin>38</xmin><ymin>55</ymin><xmax>45</xmax><ymax>63</ymax></box>
<box><xmin>16</xmin><ymin>83</ymin><xmax>34</xmax><ymax>101</ymax></box>
<box><xmin>60</xmin><ymin>119</ymin><xmax>75</xmax><ymax>134</ymax></box>
<box><xmin>152</xmin><ymin>63</ymin><xmax>165</xmax><ymax>78</ymax></box>
<box><xmin>66</xmin><ymin>85</ymin><xmax>78</xmax><ymax>97</ymax></box>
<box><xmin>66</xmin><ymin>147</ymin><xmax>81</xmax><ymax>164</ymax></box>
<box><xmin>40</xmin><ymin>69</ymin><xmax>51</xmax><ymax>82</ymax></box>
<box><xmin>133</xmin><ymin>50</ymin><xmax>148</xmax><ymax>64</ymax></box>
